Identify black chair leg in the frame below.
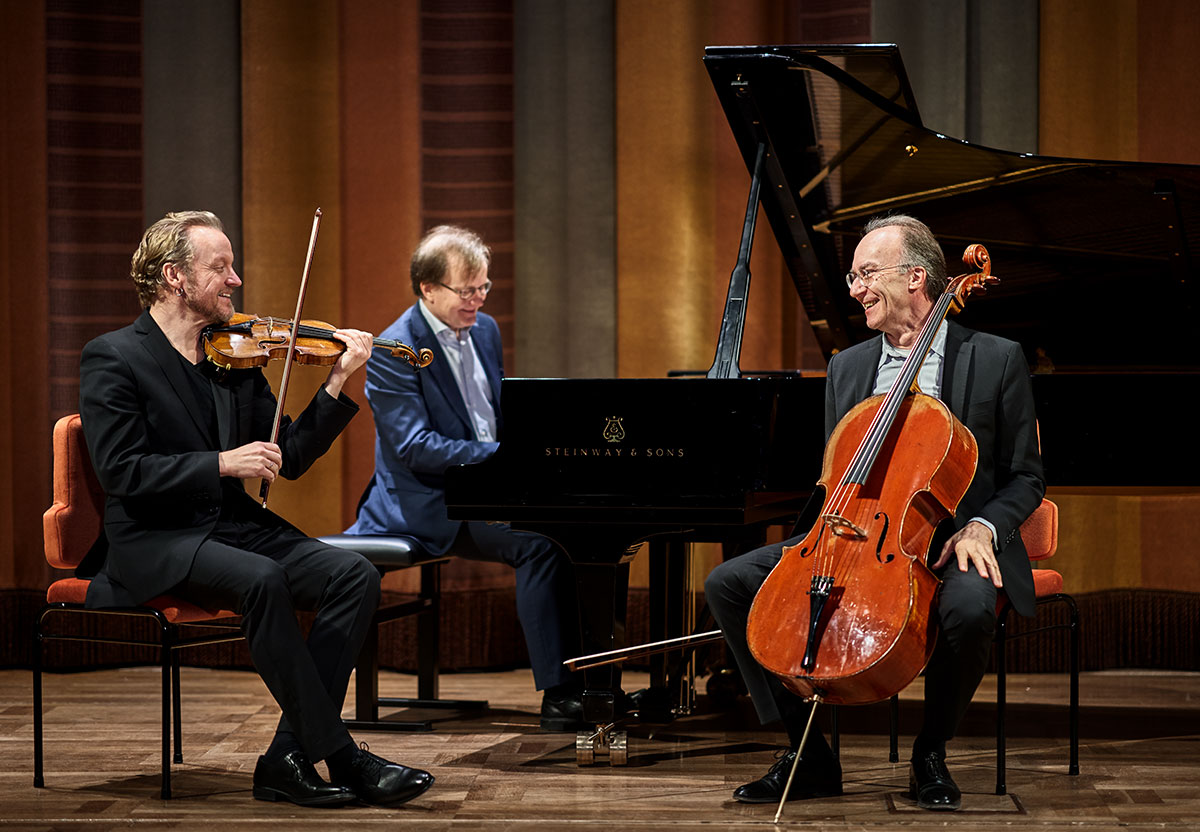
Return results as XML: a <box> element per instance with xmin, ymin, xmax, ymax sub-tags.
<box><xmin>889</xmin><ymin>693</ymin><xmax>899</xmax><ymax>763</ymax></box>
<box><xmin>417</xmin><ymin>560</ymin><xmax>441</xmax><ymax>701</ymax></box>
<box><xmin>1067</xmin><ymin>595</ymin><xmax>1080</xmax><ymax>775</ymax></box>
<box><xmin>159</xmin><ymin>625</ymin><xmax>173</xmax><ymax>800</ymax></box>
<box><xmin>33</xmin><ymin>622</ymin><xmax>44</xmax><ymax>789</ymax></box>
<box><xmin>995</xmin><ymin>607</ymin><xmax>1010</xmax><ymax>796</ymax></box>
<box><xmin>172</xmin><ymin>652</ymin><xmax>183</xmax><ymax>764</ymax></box>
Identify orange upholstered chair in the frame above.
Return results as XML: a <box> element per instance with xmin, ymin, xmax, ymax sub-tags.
<box><xmin>34</xmin><ymin>414</ymin><xmax>243</xmax><ymax>799</ymax></box>
<box><xmin>992</xmin><ymin>498</ymin><xmax>1079</xmax><ymax>794</ymax></box>
<box><xmin>833</xmin><ymin>499</ymin><xmax>1079</xmax><ymax>794</ymax></box>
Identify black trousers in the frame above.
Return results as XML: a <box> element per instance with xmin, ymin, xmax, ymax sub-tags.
<box><xmin>178</xmin><ymin>514</ymin><xmax>380</xmax><ymax>762</ymax></box>
<box><xmin>704</xmin><ymin>534</ymin><xmax>997</xmax><ymax>758</ymax></box>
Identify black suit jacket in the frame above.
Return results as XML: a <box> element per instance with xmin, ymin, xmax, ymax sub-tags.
<box><xmin>78</xmin><ymin>309</ymin><xmax>358</xmax><ymax>607</ymax></box>
<box><xmin>824</xmin><ymin>320</ymin><xmax>1045</xmax><ymax>616</ymax></box>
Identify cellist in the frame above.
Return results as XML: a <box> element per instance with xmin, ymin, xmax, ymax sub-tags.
<box><xmin>705</xmin><ymin>214</ymin><xmax>1045</xmax><ymax>812</ymax></box>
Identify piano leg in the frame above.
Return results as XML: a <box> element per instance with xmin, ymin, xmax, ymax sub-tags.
<box><xmin>574</xmin><ymin>559</ymin><xmax>630</xmax><ymax>724</ymax></box>
<box><xmin>647</xmin><ymin>536</ymin><xmax>690</xmax><ymax>717</ymax></box>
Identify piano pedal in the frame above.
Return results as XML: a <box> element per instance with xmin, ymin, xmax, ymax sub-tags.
<box><xmin>575</xmin><ymin>721</ymin><xmax>629</xmax><ymax>766</ymax></box>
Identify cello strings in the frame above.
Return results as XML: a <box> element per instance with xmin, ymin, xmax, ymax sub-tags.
<box><xmin>814</xmin><ymin>284</ymin><xmax>957</xmax><ymax>580</ymax></box>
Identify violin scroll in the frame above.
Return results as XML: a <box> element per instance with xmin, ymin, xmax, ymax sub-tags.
<box><xmin>388</xmin><ymin>343</ymin><xmax>435</xmax><ymax>369</ymax></box>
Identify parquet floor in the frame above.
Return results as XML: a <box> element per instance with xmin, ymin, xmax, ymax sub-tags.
<box><xmin>1</xmin><ymin>666</ymin><xmax>1198</xmax><ymax>830</ymax></box>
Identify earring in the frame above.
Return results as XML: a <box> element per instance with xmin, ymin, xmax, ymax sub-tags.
<box><xmin>175</xmin><ymin>287</ymin><xmax>185</xmax><ymax>297</ymax></box>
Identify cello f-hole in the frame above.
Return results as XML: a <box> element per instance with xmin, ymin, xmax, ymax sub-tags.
<box><xmin>873</xmin><ymin>511</ymin><xmax>895</xmax><ymax>564</ymax></box>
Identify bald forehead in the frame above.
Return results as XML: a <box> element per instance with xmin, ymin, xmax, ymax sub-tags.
<box><xmin>854</xmin><ymin>226</ymin><xmax>904</xmax><ymax>264</ymax></box>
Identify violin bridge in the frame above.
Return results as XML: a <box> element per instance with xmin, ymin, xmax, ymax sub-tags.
<box><xmin>821</xmin><ymin>513</ymin><xmax>867</xmax><ymax>539</ymax></box>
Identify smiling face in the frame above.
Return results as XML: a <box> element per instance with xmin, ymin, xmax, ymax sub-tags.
<box><xmin>178</xmin><ymin>225</ymin><xmax>240</xmax><ymax>324</ymax></box>
<box><xmin>420</xmin><ymin>256</ymin><xmax>489</xmax><ymax>331</ymax></box>
<box><xmin>849</xmin><ymin>226</ymin><xmax>930</xmax><ymax>346</ymax></box>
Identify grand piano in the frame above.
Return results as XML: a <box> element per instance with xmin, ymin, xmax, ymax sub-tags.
<box><xmin>445</xmin><ymin>44</ymin><xmax>1200</xmax><ymax>761</ymax></box>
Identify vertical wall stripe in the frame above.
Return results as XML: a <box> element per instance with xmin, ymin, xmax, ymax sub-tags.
<box><xmin>241</xmin><ymin>0</ymin><xmax>344</xmax><ymax>534</ymax></box>
<box><xmin>872</xmin><ymin>0</ymin><xmax>1038</xmax><ymax>154</ymax></box>
<box><xmin>513</xmin><ymin>0</ymin><xmax>616</xmax><ymax>378</ymax></box>
<box><xmin>1</xmin><ymin>0</ymin><xmax>52</xmax><ymax>587</ymax></box>
<box><xmin>44</xmin><ymin>0</ymin><xmax>144</xmax><ymax>420</ymax></box>
<box><xmin>615</xmin><ymin>0</ymin><xmax>717</xmax><ymax>379</ymax></box>
<box><xmin>1136</xmin><ymin>3</ymin><xmax>1200</xmax><ymax>164</ymax></box>
<box><xmin>1039</xmin><ymin>0</ymin><xmax>1139</xmax><ymax>161</ymax></box>
<box><xmin>143</xmin><ymin>1</ymin><xmax>241</xmax><ymax>255</ymax></box>
<box><xmin>338</xmin><ymin>0</ymin><xmax>424</xmax><ymax>523</ymax></box>
<box><xmin>420</xmin><ymin>0</ymin><xmax>516</xmax><ymax>371</ymax></box>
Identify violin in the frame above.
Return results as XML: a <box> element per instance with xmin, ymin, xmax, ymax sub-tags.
<box><xmin>203</xmin><ymin>312</ymin><xmax>434</xmax><ymax>372</ymax></box>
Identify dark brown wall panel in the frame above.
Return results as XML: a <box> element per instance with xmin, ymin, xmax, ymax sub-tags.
<box><xmin>44</xmin><ymin>1</ymin><xmax>144</xmax><ymax>423</ymax></box>
<box><xmin>420</xmin><ymin>0</ymin><xmax>516</xmax><ymax>368</ymax></box>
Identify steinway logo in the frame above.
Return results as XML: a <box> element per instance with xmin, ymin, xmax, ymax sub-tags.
<box><xmin>602</xmin><ymin>416</ymin><xmax>625</xmax><ymax>443</ymax></box>
<box><xmin>541</xmin><ymin>415</ymin><xmax>687</xmax><ymax>459</ymax></box>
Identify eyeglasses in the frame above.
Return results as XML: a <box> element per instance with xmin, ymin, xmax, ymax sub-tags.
<box><xmin>437</xmin><ymin>280</ymin><xmax>492</xmax><ymax>300</ymax></box>
<box><xmin>844</xmin><ymin>263</ymin><xmax>911</xmax><ymax>289</ymax></box>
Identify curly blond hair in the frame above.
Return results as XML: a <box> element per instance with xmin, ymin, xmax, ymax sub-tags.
<box><xmin>130</xmin><ymin>211</ymin><xmax>224</xmax><ymax>308</ymax></box>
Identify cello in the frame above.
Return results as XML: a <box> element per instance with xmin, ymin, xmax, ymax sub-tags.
<box><xmin>745</xmin><ymin>244</ymin><xmax>997</xmax><ymax>818</ymax></box>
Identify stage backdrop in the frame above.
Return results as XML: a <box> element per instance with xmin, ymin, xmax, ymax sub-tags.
<box><xmin>2</xmin><ymin>0</ymin><xmax>1198</xmax><ymax>675</ymax></box>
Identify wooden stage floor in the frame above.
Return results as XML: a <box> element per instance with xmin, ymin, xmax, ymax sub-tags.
<box><xmin>2</xmin><ymin>666</ymin><xmax>1198</xmax><ymax>830</ymax></box>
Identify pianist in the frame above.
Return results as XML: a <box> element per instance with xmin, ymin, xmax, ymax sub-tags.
<box><xmin>705</xmin><ymin>214</ymin><xmax>1044</xmax><ymax>811</ymax></box>
<box><xmin>346</xmin><ymin>224</ymin><xmax>584</xmax><ymax>730</ymax></box>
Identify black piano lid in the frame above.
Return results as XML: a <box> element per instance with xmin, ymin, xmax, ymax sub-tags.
<box><xmin>704</xmin><ymin>44</ymin><xmax>1200</xmax><ymax>372</ymax></box>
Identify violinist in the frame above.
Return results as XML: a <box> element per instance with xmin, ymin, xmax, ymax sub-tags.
<box><xmin>705</xmin><ymin>214</ymin><xmax>1044</xmax><ymax>811</ymax></box>
<box><xmin>345</xmin><ymin>225</ymin><xmax>584</xmax><ymax>730</ymax></box>
<box><xmin>77</xmin><ymin>211</ymin><xmax>434</xmax><ymax>808</ymax></box>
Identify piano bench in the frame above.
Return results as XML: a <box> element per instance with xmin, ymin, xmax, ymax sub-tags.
<box><xmin>318</xmin><ymin>534</ymin><xmax>488</xmax><ymax>731</ymax></box>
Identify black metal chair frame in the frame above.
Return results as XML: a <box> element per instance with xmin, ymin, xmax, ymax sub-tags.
<box><xmin>33</xmin><ymin>604</ymin><xmax>244</xmax><ymax>799</ymax></box>
<box><xmin>829</xmin><ymin>588</ymin><xmax>1081</xmax><ymax>795</ymax></box>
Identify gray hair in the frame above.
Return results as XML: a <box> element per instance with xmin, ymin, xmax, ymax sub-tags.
<box><xmin>862</xmin><ymin>214</ymin><xmax>947</xmax><ymax>300</ymax></box>
<box><xmin>410</xmin><ymin>225</ymin><xmax>491</xmax><ymax>296</ymax></box>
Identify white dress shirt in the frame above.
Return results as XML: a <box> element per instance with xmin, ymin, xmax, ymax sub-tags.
<box><xmin>419</xmin><ymin>300</ymin><xmax>497</xmax><ymax>442</ymax></box>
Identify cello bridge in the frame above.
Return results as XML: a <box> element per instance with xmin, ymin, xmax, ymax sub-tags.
<box><xmin>821</xmin><ymin>513</ymin><xmax>867</xmax><ymax>539</ymax></box>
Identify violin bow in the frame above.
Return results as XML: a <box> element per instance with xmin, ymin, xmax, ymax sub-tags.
<box><xmin>260</xmin><ymin>207</ymin><xmax>322</xmax><ymax>508</ymax></box>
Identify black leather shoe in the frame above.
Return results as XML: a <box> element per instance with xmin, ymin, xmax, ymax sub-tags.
<box><xmin>330</xmin><ymin>743</ymin><xmax>434</xmax><ymax>807</ymax></box>
<box><xmin>732</xmin><ymin>750</ymin><xmax>843</xmax><ymax>803</ymax></box>
<box><xmin>540</xmin><ymin>689</ymin><xmax>585</xmax><ymax>731</ymax></box>
<box><xmin>908</xmin><ymin>751</ymin><xmax>962</xmax><ymax>811</ymax></box>
<box><xmin>252</xmin><ymin>750</ymin><xmax>356</xmax><ymax>807</ymax></box>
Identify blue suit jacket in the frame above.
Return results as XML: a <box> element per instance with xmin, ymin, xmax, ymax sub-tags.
<box><xmin>346</xmin><ymin>303</ymin><xmax>504</xmax><ymax>554</ymax></box>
